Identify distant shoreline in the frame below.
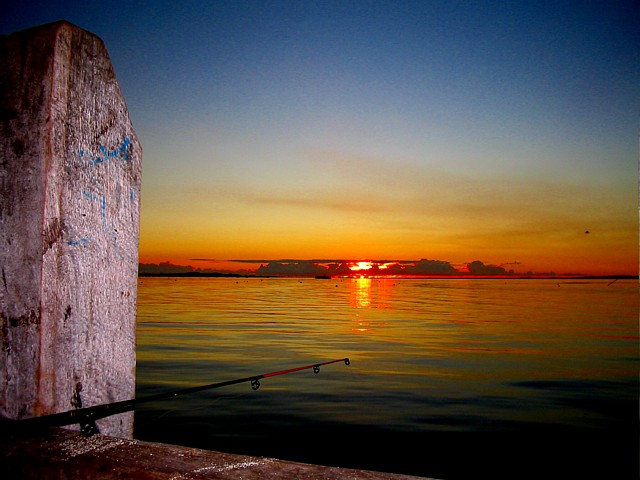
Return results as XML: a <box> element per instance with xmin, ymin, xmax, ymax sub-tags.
<box><xmin>138</xmin><ymin>272</ymin><xmax>638</xmax><ymax>280</ymax></box>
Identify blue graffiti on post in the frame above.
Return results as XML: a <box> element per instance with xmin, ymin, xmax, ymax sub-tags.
<box><xmin>68</xmin><ymin>137</ymin><xmax>137</xmax><ymax>248</ymax></box>
<box><xmin>67</xmin><ymin>237</ymin><xmax>89</xmax><ymax>247</ymax></box>
<box><xmin>78</xmin><ymin>137</ymin><xmax>131</xmax><ymax>166</ymax></box>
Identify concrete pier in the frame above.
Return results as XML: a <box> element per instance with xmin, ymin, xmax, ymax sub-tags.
<box><xmin>0</xmin><ymin>21</ymin><xmax>142</xmax><ymax>437</ymax></box>
<box><xmin>1</xmin><ymin>426</ymin><xmax>436</xmax><ymax>480</ymax></box>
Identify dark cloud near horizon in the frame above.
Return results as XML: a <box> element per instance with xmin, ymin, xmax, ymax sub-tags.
<box><xmin>141</xmin><ymin>258</ymin><xmax>513</xmax><ymax>277</ymax></box>
<box><xmin>467</xmin><ymin>261</ymin><xmax>511</xmax><ymax>276</ymax></box>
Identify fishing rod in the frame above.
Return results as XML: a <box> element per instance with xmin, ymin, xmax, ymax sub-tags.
<box><xmin>17</xmin><ymin>357</ymin><xmax>350</xmax><ymax>436</ymax></box>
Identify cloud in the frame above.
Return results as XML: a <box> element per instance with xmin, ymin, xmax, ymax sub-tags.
<box><xmin>234</xmin><ymin>189</ymin><xmax>388</xmax><ymax>214</ymax></box>
<box><xmin>405</xmin><ymin>259</ymin><xmax>459</xmax><ymax>275</ymax></box>
<box><xmin>466</xmin><ymin>260</ymin><xmax>509</xmax><ymax>276</ymax></box>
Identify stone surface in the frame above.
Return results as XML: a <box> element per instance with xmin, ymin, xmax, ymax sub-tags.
<box><xmin>0</xmin><ymin>21</ymin><xmax>142</xmax><ymax>437</ymax></box>
<box><xmin>0</xmin><ymin>426</ymin><xmax>437</xmax><ymax>480</ymax></box>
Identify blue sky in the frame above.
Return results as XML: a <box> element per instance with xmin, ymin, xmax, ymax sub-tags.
<box><xmin>3</xmin><ymin>1</ymin><xmax>639</xmax><ymax>274</ymax></box>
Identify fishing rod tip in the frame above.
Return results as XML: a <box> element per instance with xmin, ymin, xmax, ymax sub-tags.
<box><xmin>344</xmin><ymin>358</ymin><xmax>350</xmax><ymax>366</ymax></box>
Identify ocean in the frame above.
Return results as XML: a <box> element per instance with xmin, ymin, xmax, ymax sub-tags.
<box><xmin>134</xmin><ymin>277</ymin><xmax>638</xmax><ymax>479</ymax></box>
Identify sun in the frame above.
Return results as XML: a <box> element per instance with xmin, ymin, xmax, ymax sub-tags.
<box><xmin>349</xmin><ymin>261</ymin><xmax>373</xmax><ymax>273</ymax></box>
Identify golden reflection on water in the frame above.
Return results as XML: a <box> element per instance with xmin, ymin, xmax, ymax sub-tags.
<box><xmin>349</xmin><ymin>277</ymin><xmax>396</xmax><ymax>309</ymax></box>
<box><xmin>349</xmin><ymin>278</ymin><xmax>398</xmax><ymax>333</ymax></box>
<box><xmin>350</xmin><ymin>277</ymin><xmax>372</xmax><ymax>308</ymax></box>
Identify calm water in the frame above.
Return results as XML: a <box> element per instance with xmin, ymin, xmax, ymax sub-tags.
<box><xmin>134</xmin><ymin>277</ymin><xmax>638</xmax><ymax>479</ymax></box>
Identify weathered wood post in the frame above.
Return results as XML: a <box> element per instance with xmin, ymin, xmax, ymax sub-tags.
<box><xmin>0</xmin><ymin>21</ymin><xmax>142</xmax><ymax>437</ymax></box>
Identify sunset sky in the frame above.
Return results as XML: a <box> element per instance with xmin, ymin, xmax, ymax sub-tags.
<box><xmin>4</xmin><ymin>1</ymin><xmax>639</xmax><ymax>275</ymax></box>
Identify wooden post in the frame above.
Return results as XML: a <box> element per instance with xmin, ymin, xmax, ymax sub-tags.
<box><xmin>0</xmin><ymin>21</ymin><xmax>142</xmax><ymax>437</ymax></box>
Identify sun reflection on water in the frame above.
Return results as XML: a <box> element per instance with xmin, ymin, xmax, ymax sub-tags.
<box><xmin>351</xmin><ymin>277</ymin><xmax>372</xmax><ymax>308</ymax></box>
